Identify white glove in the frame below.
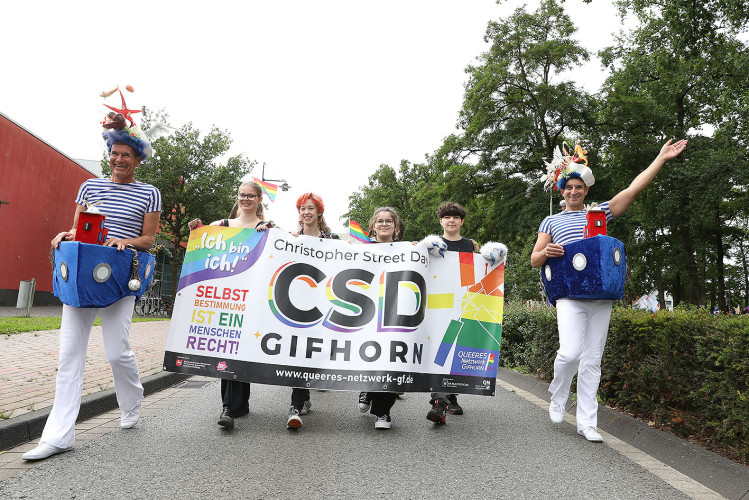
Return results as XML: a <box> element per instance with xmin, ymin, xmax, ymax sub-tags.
<box><xmin>420</xmin><ymin>234</ymin><xmax>447</xmax><ymax>258</ymax></box>
<box><xmin>480</xmin><ymin>242</ymin><xmax>507</xmax><ymax>265</ymax></box>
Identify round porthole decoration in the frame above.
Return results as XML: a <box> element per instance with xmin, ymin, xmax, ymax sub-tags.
<box><xmin>613</xmin><ymin>248</ymin><xmax>622</xmax><ymax>266</ymax></box>
<box><xmin>60</xmin><ymin>262</ymin><xmax>69</xmax><ymax>282</ymax></box>
<box><xmin>544</xmin><ymin>265</ymin><xmax>552</xmax><ymax>282</ymax></box>
<box><xmin>572</xmin><ymin>253</ymin><xmax>587</xmax><ymax>271</ymax></box>
<box><xmin>93</xmin><ymin>263</ymin><xmax>112</xmax><ymax>283</ymax></box>
<box><xmin>145</xmin><ymin>262</ymin><xmax>152</xmax><ymax>279</ymax></box>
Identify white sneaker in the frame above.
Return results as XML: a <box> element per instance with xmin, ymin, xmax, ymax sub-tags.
<box><xmin>22</xmin><ymin>442</ymin><xmax>72</xmax><ymax>461</ymax></box>
<box><xmin>300</xmin><ymin>400</ymin><xmax>311</xmax><ymax>415</ymax></box>
<box><xmin>577</xmin><ymin>426</ymin><xmax>604</xmax><ymax>442</ymax></box>
<box><xmin>287</xmin><ymin>407</ymin><xmax>302</xmax><ymax>428</ymax></box>
<box><xmin>120</xmin><ymin>403</ymin><xmax>141</xmax><ymax>429</ymax></box>
<box><xmin>374</xmin><ymin>414</ymin><xmax>392</xmax><ymax>430</ymax></box>
<box><xmin>548</xmin><ymin>402</ymin><xmax>565</xmax><ymax>424</ymax></box>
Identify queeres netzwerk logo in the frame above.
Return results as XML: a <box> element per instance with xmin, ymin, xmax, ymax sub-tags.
<box><xmin>176</xmin><ymin>359</ymin><xmax>183</xmax><ymax>367</ymax></box>
<box><xmin>216</xmin><ymin>361</ymin><xmax>228</xmax><ymax>371</ymax></box>
<box><xmin>434</xmin><ymin>255</ymin><xmax>504</xmax><ymax>377</ymax></box>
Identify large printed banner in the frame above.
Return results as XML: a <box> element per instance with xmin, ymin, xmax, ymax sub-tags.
<box><xmin>163</xmin><ymin>227</ymin><xmax>505</xmax><ymax>396</ymax></box>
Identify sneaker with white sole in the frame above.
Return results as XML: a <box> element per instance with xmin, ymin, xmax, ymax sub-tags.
<box><xmin>120</xmin><ymin>403</ymin><xmax>141</xmax><ymax>429</ymax></box>
<box><xmin>300</xmin><ymin>399</ymin><xmax>311</xmax><ymax>415</ymax></box>
<box><xmin>374</xmin><ymin>414</ymin><xmax>392</xmax><ymax>429</ymax></box>
<box><xmin>548</xmin><ymin>402</ymin><xmax>565</xmax><ymax>424</ymax></box>
<box><xmin>287</xmin><ymin>407</ymin><xmax>302</xmax><ymax>428</ymax></box>
<box><xmin>358</xmin><ymin>392</ymin><xmax>371</xmax><ymax>413</ymax></box>
<box><xmin>577</xmin><ymin>426</ymin><xmax>603</xmax><ymax>442</ymax></box>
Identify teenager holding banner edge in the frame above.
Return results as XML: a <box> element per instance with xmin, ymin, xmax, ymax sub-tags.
<box><xmin>286</xmin><ymin>193</ymin><xmax>339</xmax><ymax>429</ymax></box>
<box><xmin>187</xmin><ymin>180</ymin><xmax>273</xmax><ymax>430</ymax></box>
<box><xmin>356</xmin><ymin>206</ymin><xmax>404</xmax><ymax>430</ymax></box>
<box><xmin>421</xmin><ymin>202</ymin><xmax>507</xmax><ymax>425</ymax></box>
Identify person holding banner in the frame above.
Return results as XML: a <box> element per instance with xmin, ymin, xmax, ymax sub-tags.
<box><xmin>23</xmin><ymin>118</ymin><xmax>161</xmax><ymax>461</ymax></box>
<box><xmin>188</xmin><ymin>180</ymin><xmax>273</xmax><ymax>430</ymax></box>
<box><xmin>422</xmin><ymin>202</ymin><xmax>478</xmax><ymax>424</ymax></box>
<box><xmin>287</xmin><ymin>193</ymin><xmax>339</xmax><ymax>429</ymax></box>
<box><xmin>357</xmin><ymin>206</ymin><xmax>404</xmax><ymax>429</ymax></box>
<box><xmin>531</xmin><ymin>139</ymin><xmax>687</xmax><ymax>442</ymax></box>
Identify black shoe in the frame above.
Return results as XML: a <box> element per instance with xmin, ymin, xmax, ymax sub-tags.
<box><xmin>427</xmin><ymin>404</ymin><xmax>447</xmax><ymax>424</ymax></box>
<box><xmin>447</xmin><ymin>395</ymin><xmax>463</xmax><ymax>415</ymax></box>
<box><xmin>218</xmin><ymin>406</ymin><xmax>234</xmax><ymax>429</ymax></box>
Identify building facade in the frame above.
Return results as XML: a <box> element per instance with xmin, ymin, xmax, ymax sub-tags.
<box><xmin>0</xmin><ymin>112</ymin><xmax>96</xmax><ymax>306</ymax></box>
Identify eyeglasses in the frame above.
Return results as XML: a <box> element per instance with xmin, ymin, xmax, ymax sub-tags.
<box><xmin>375</xmin><ymin>219</ymin><xmax>394</xmax><ymax>226</ymax></box>
<box><xmin>238</xmin><ymin>193</ymin><xmax>259</xmax><ymax>200</ymax></box>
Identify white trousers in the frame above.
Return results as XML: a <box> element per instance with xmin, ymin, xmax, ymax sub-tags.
<box><xmin>41</xmin><ymin>296</ymin><xmax>143</xmax><ymax>448</ymax></box>
<box><xmin>548</xmin><ymin>298</ymin><xmax>612</xmax><ymax>430</ymax></box>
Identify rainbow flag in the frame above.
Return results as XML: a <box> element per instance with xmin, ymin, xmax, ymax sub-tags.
<box><xmin>253</xmin><ymin>178</ymin><xmax>278</xmax><ymax>202</ymax></box>
<box><xmin>349</xmin><ymin>220</ymin><xmax>371</xmax><ymax>243</ymax></box>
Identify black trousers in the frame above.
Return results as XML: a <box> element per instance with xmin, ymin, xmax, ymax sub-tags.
<box><xmin>369</xmin><ymin>392</ymin><xmax>397</xmax><ymax>417</ymax></box>
<box><xmin>221</xmin><ymin>380</ymin><xmax>250</xmax><ymax>417</ymax></box>
<box><xmin>291</xmin><ymin>388</ymin><xmax>310</xmax><ymax>411</ymax></box>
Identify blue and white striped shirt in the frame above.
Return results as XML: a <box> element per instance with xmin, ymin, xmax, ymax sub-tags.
<box><xmin>538</xmin><ymin>201</ymin><xmax>613</xmax><ymax>245</ymax></box>
<box><xmin>76</xmin><ymin>179</ymin><xmax>161</xmax><ymax>239</ymax></box>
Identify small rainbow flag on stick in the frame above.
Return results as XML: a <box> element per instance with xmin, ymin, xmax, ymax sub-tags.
<box><xmin>349</xmin><ymin>220</ymin><xmax>371</xmax><ymax>243</ymax></box>
<box><xmin>253</xmin><ymin>178</ymin><xmax>278</xmax><ymax>202</ymax></box>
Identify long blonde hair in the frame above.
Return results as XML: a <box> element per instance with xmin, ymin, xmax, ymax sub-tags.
<box><xmin>229</xmin><ymin>181</ymin><xmax>265</xmax><ymax>219</ymax></box>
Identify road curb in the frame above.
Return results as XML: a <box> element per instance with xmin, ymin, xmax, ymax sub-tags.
<box><xmin>0</xmin><ymin>371</ymin><xmax>189</xmax><ymax>451</ymax></box>
<box><xmin>496</xmin><ymin>367</ymin><xmax>749</xmax><ymax>500</ymax></box>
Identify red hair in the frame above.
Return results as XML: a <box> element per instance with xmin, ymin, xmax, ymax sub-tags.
<box><xmin>296</xmin><ymin>193</ymin><xmax>325</xmax><ymax>217</ymax></box>
<box><xmin>296</xmin><ymin>192</ymin><xmax>331</xmax><ymax>234</ymax></box>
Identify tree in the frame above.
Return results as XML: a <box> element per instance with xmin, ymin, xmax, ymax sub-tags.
<box><xmin>598</xmin><ymin>0</ymin><xmax>749</xmax><ymax>308</ymax></box>
<box><xmin>345</xmin><ymin>0</ymin><xmax>602</xmax><ymax>301</ymax></box>
<box><xmin>104</xmin><ymin>112</ymin><xmax>254</xmax><ymax>297</ymax></box>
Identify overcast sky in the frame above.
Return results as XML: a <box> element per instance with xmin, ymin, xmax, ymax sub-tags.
<box><xmin>2</xmin><ymin>0</ymin><xmax>626</xmax><ymax>233</ymax></box>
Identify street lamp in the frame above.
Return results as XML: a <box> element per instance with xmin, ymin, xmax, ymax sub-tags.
<box><xmin>262</xmin><ymin>163</ymin><xmax>291</xmax><ymax>192</ymax></box>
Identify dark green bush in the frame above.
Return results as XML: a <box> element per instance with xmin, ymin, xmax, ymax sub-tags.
<box><xmin>500</xmin><ymin>302</ymin><xmax>749</xmax><ymax>461</ymax></box>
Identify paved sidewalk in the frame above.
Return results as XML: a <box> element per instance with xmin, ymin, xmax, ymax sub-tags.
<box><xmin>0</xmin><ymin>376</ymin><xmax>213</xmax><ymax>482</ymax></box>
<box><xmin>0</xmin><ymin>308</ymin><xmax>187</xmax><ymax>449</ymax></box>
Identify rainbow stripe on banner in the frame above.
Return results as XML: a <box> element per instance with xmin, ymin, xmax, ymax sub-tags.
<box><xmin>253</xmin><ymin>178</ymin><xmax>278</xmax><ymax>202</ymax></box>
<box><xmin>349</xmin><ymin>220</ymin><xmax>371</xmax><ymax>243</ymax></box>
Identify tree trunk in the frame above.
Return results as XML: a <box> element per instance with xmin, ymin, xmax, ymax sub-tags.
<box><xmin>739</xmin><ymin>235</ymin><xmax>749</xmax><ymax>308</ymax></box>
<box><xmin>170</xmin><ymin>235</ymin><xmax>183</xmax><ymax>299</ymax></box>
<box><xmin>679</xmin><ymin>225</ymin><xmax>701</xmax><ymax>305</ymax></box>
<box><xmin>715</xmin><ymin>209</ymin><xmax>726</xmax><ymax>312</ymax></box>
<box><xmin>673</xmin><ymin>272</ymin><xmax>682</xmax><ymax>307</ymax></box>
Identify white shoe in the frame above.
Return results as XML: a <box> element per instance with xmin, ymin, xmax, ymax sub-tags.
<box><xmin>121</xmin><ymin>403</ymin><xmax>141</xmax><ymax>429</ymax></box>
<box><xmin>549</xmin><ymin>402</ymin><xmax>565</xmax><ymax>424</ymax></box>
<box><xmin>374</xmin><ymin>414</ymin><xmax>392</xmax><ymax>430</ymax></box>
<box><xmin>577</xmin><ymin>426</ymin><xmax>604</xmax><ymax>442</ymax></box>
<box><xmin>300</xmin><ymin>400</ymin><xmax>311</xmax><ymax>415</ymax></box>
<box><xmin>287</xmin><ymin>407</ymin><xmax>302</xmax><ymax>428</ymax></box>
<box><xmin>22</xmin><ymin>442</ymin><xmax>72</xmax><ymax>461</ymax></box>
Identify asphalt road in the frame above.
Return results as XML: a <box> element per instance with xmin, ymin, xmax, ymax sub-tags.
<box><xmin>0</xmin><ymin>380</ymin><xmax>696</xmax><ymax>500</ymax></box>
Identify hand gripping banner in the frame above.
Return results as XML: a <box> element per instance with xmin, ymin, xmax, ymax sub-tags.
<box><xmin>163</xmin><ymin>227</ymin><xmax>505</xmax><ymax>396</ymax></box>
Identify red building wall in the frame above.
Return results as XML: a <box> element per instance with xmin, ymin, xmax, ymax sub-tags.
<box><xmin>0</xmin><ymin>113</ymin><xmax>96</xmax><ymax>306</ymax></box>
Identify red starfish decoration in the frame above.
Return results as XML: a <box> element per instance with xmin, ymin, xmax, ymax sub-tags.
<box><xmin>103</xmin><ymin>89</ymin><xmax>141</xmax><ymax>127</ymax></box>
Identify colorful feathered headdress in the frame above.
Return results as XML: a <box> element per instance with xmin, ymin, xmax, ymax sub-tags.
<box><xmin>100</xmin><ymin>85</ymin><xmax>153</xmax><ymax>160</ymax></box>
<box><xmin>544</xmin><ymin>142</ymin><xmax>594</xmax><ymax>191</ymax></box>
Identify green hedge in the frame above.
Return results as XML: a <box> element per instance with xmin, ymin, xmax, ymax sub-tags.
<box><xmin>501</xmin><ymin>302</ymin><xmax>749</xmax><ymax>461</ymax></box>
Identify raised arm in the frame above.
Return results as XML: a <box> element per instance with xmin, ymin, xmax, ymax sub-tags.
<box><xmin>608</xmin><ymin>139</ymin><xmax>687</xmax><ymax>218</ymax></box>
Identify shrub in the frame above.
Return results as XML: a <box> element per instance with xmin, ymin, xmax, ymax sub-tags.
<box><xmin>500</xmin><ymin>302</ymin><xmax>749</xmax><ymax>461</ymax></box>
